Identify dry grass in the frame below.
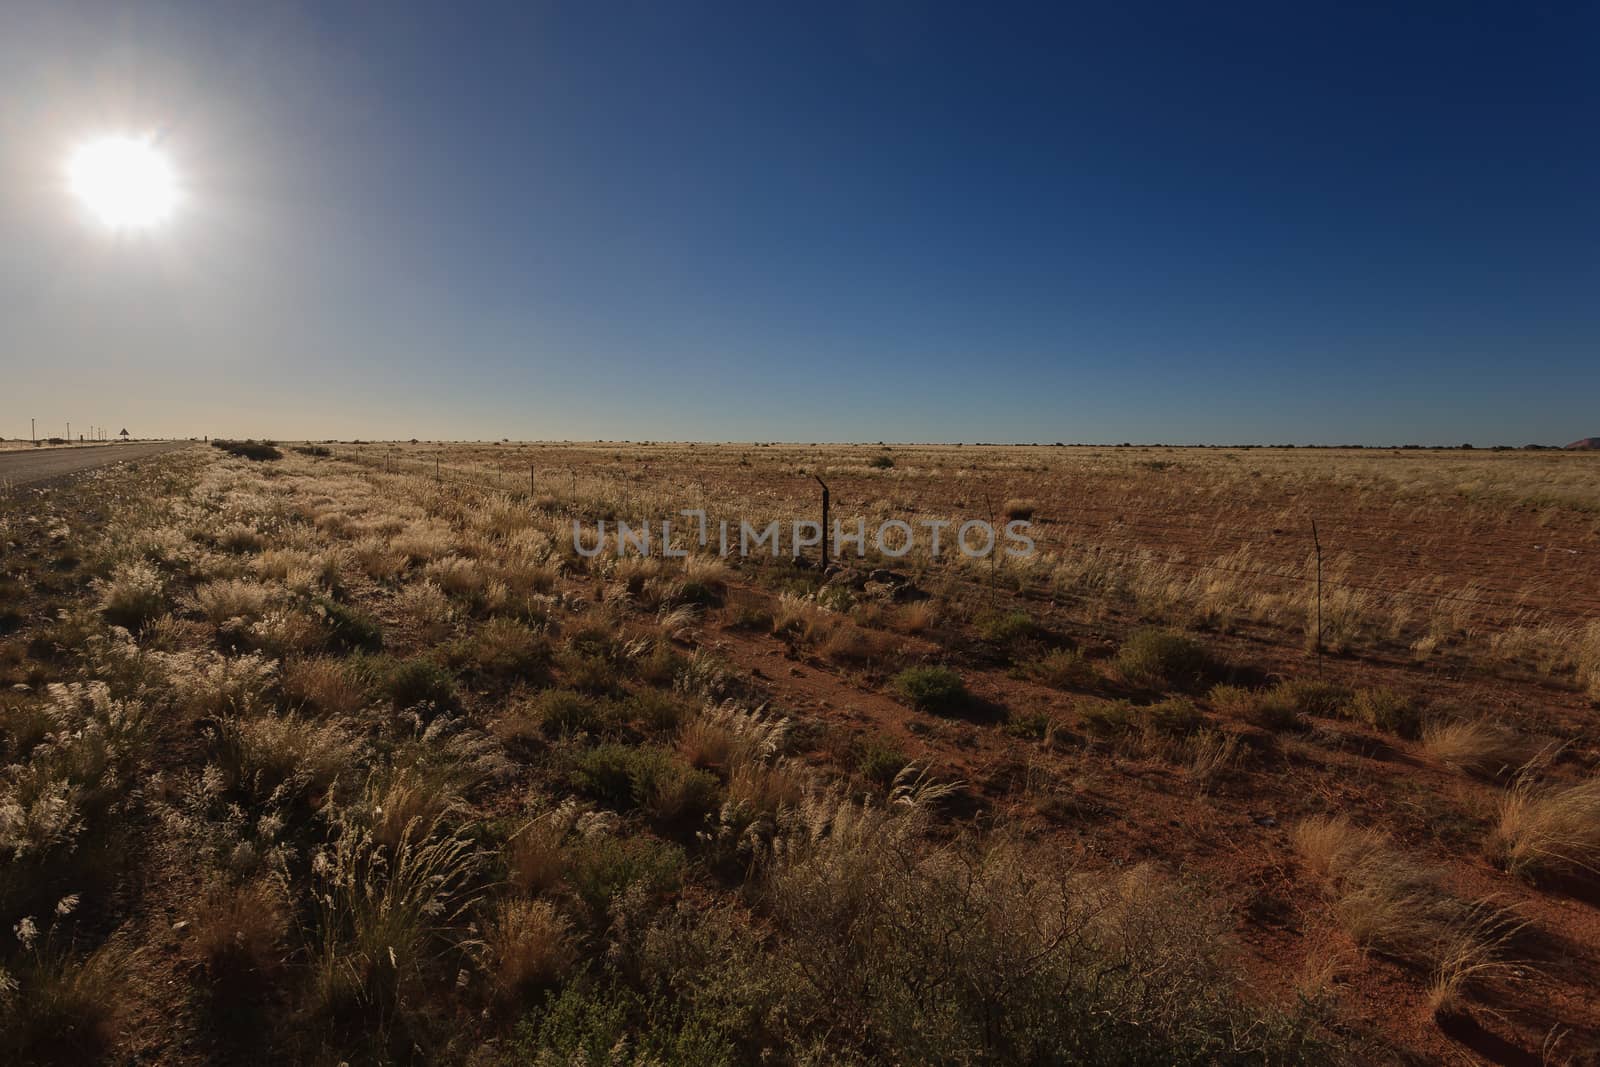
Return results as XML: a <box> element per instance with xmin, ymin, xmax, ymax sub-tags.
<box><xmin>891</xmin><ymin>599</ymin><xmax>937</xmax><ymax>634</ymax></box>
<box><xmin>1420</xmin><ymin>717</ymin><xmax>1537</xmax><ymax>778</ymax></box>
<box><xmin>478</xmin><ymin>896</ymin><xmax>574</xmax><ymax>1002</ymax></box>
<box><xmin>503</xmin><ymin>807</ymin><xmax>577</xmax><ymax>895</ymax></box>
<box><xmin>1491</xmin><ymin>774</ymin><xmax>1600</xmax><ymax>881</ymax></box>
<box><xmin>192</xmin><ymin>579</ymin><xmax>278</xmax><ymax>627</ymax></box>
<box><xmin>188</xmin><ymin>878</ymin><xmax>289</xmax><ymax>991</ymax></box>
<box><xmin>282</xmin><ymin>656</ymin><xmax>368</xmax><ymax>717</ymax></box>
<box><xmin>1294</xmin><ymin>815</ymin><xmax>1523</xmax><ymax>1012</ymax></box>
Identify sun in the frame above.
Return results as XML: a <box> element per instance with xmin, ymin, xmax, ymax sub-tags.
<box><xmin>67</xmin><ymin>136</ymin><xmax>180</xmax><ymax>229</ymax></box>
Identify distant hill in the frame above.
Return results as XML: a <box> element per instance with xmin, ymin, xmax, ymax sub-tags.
<box><xmin>1566</xmin><ymin>437</ymin><xmax>1600</xmax><ymax>450</ymax></box>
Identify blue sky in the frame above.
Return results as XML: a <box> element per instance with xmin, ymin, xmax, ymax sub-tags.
<box><xmin>2</xmin><ymin>1</ymin><xmax>1595</xmax><ymax>444</ymax></box>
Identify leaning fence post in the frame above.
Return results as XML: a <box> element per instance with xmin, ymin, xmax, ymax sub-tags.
<box><xmin>814</xmin><ymin>475</ymin><xmax>830</xmax><ymax>565</ymax></box>
<box><xmin>1311</xmin><ymin>518</ymin><xmax>1323</xmax><ymax>674</ymax></box>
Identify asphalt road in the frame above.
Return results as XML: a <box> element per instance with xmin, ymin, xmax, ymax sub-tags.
<box><xmin>0</xmin><ymin>441</ymin><xmax>191</xmax><ymax>490</ymax></box>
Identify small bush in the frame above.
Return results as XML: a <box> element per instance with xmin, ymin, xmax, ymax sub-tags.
<box><xmin>97</xmin><ymin>561</ymin><xmax>165</xmax><ymax>629</ymax></box>
<box><xmin>1209</xmin><ymin>683</ymin><xmax>1301</xmax><ymax>732</ymax></box>
<box><xmin>975</xmin><ymin>610</ymin><xmax>1036</xmax><ymax>644</ymax></box>
<box><xmin>314</xmin><ymin>597</ymin><xmax>383</xmax><ymax>654</ymax></box>
<box><xmin>1080</xmin><ymin>700</ymin><xmax>1136</xmax><ymax>739</ymax></box>
<box><xmin>868</xmin><ymin>454</ymin><xmax>895</xmax><ymax>469</ymax></box>
<box><xmin>1001</xmin><ymin>498</ymin><xmax>1037</xmax><ymax>520</ymax></box>
<box><xmin>565</xmin><ymin>833</ymin><xmax>685</xmax><ymax>917</ymax></box>
<box><xmin>1114</xmin><ymin>628</ymin><xmax>1212</xmax><ymax>690</ymax></box>
<box><xmin>534</xmin><ymin>688</ymin><xmax>608</xmax><ymax>737</ymax></box>
<box><xmin>509</xmin><ymin>978</ymin><xmax>735</xmax><ymax>1065</ymax></box>
<box><xmin>572</xmin><ymin>744</ymin><xmax>714</xmax><ymax>821</ymax></box>
<box><xmin>292</xmin><ymin>444</ymin><xmax>333</xmax><ymax>457</ymax></box>
<box><xmin>1143</xmin><ymin>696</ymin><xmax>1205</xmax><ymax>737</ymax></box>
<box><xmin>452</xmin><ymin>617</ymin><xmax>550</xmax><ymax>678</ymax></box>
<box><xmin>891</xmin><ymin>666</ymin><xmax>968</xmax><ymax>714</ymax></box>
<box><xmin>627</xmin><ymin>690</ymin><xmax>692</xmax><ymax>733</ymax></box>
<box><xmin>1344</xmin><ymin>687</ymin><xmax>1420</xmax><ymax>739</ymax></box>
<box><xmin>856</xmin><ymin>739</ymin><xmax>910</xmax><ymax>786</ymax></box>
<box><xmin>211</xmin><ymin>439</ymin><xmax>282</xmax><ymax>461</ymax></box>
<box><xmin>382</xmin><ymin>658</ymin><xmax>457</xmax><ymax>712</ymax></box>
<box><xmin>1002</xmin><ymin>709</ymin><xmax>1061</xmax><ymax>743</ymax></box>
<box><xmin>1022</xmin><ymin>648</ymin><xmax>1096</xmax><ymax>690</ymax></box>
<box><xmin>1276</xmin><ymin>679</ymin><xmax>1351</xmax><ymax>718</ymax></box>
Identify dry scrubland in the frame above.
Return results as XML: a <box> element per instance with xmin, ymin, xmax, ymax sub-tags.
<box><xmin>3</xmin><ymin>441</ymin><xmax>1599</xmax><ymax>1064</ymax></box>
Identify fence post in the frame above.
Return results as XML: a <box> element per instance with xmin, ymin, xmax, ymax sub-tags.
<box><xmin>435</xmin><ymin>456</ymin><xmax>440</xmax><ymax>482</ymax></box>
<box><xmin>530</xmin><ymin>464</ymin><xmax>536</xmax><ymax>499</ymax></box>
<box><xmin>814</xmin><ymin>475</ymin><xmax>830</xmax><ymax>566</ymax></box>
<box><xmin>1311</xmin><ymin>518</ymin><xmax>1323</xmax><ymax>674</ymax></box>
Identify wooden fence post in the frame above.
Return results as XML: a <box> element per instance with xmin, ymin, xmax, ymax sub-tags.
<box><xmin>814</xmin><ymin>475</ymin><xmax>830</xmax><ymax>566</ymax></box>
<box><xmin>1311</xmin><ymin>518</ymin><xmax>1323</xmax><ymax>674</ymax></box>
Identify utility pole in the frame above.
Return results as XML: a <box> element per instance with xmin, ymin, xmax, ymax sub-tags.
<box><xmin>31</xmin><ymin>418</ymin><xmax>36</xmax><ymax>444</ymax></box>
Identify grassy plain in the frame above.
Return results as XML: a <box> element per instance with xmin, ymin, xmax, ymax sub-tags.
<box><xmin>2</xmin><ymin>441</ymin><xmax>1598</xmax><ymax>1064</ymax></box>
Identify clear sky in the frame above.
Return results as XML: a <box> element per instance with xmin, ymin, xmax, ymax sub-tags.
<box><xmin>2</xmin><ymin>1</ymin><xmax>1595</xmax><ymax>445</ymax></box>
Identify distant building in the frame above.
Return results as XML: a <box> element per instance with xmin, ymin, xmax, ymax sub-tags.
<box><xmin>1565</xmin><ymin>437</ymin><xmax>1600</xmax><ymax>450</ymax></box>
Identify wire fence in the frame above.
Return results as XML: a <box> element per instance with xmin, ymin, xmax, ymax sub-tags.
<box><xmin>328</xmin><ymin>447</ymin><xmax>1599</xmax><ymax>631</ymax></box>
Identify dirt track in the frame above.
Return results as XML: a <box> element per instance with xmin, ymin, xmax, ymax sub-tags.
<box><xmin>0</xmin><ymin>441</ymin><xmax>190</xmax><ymax>489</ymax></box>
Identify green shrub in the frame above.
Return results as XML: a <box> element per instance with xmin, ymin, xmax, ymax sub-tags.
<box><xmin>1142</xmin><ymin>696</ymin><xmax>1204</xmax><ymax>737</ymax></box>
<box><xmin>856</xmin><ymin>740</ymin><xmax>910</xmax><ymax>786</ymax></box>
<box><xmin>383</xmin><ymin>658</ymin><xmax>457</xmax><ymax>712</ymax></box>
<box><xmin>1022</xmin><ymin>648</ymin><xmax>1096</xmax><ymax>690</ymax></box>
<box><xmin>211</xmin><ymin>439</ymin><xmax>282</xmax><ymax>461</ymax></box>
<box><xmin>534</xmin><ymin>688</ymin><xmax>607</xmax><ymax>737</ymax></box>
<box><xmin>314</xmin><ymin>597</ymin><xmax>383</xmax><ymax>653</ymax></box>
<box><xmin>1003</xmin><ymin>709</ymin><xmax>1061</xmax><ymax>742</ymax></box>
<box><xmin>627</xmin><ymin>690</ymin><xmax>692</xmax><ymax>733</ymax></box>
<box><xmin>1345</xmin><ymin>687</ymin><xmax>1421</xmax><ymax>738</ymax></box>
<box><xmin>1114</xmin><ymin>628</ymin><xmax>1213</xmax><ymax>690</ymax></box>
<box><xmin>868</xmin><ymin>454</ymin><xmax>895</xmax><ymax>469</ymax></box>
<box><xmin>891</xmin><ymin>666</ymin><xmax>968</xmax><ymax>714</ymax></box>
<box><xmin>1276</xmin><ymin>678</ymin><xmax>1352</xmax><ymax>718</ymax></box>
<box><xmin>1080</xmin><ymin>701</ymin><xmax>1136</xmax><ymax>739</ymax></box>
<box><xmin>565</xmin><ymin>833</ymin><xmax>685</xmax><ymax>916</ymax></box>
<box><xmin>1209</xmin><ymin>683</ymin><xmax>1301</xmax><ymax>732</ymax></box>
<box><xmin>571</xmin><ymin>742</ymin><xmax>718</xmax><ymax>821</ymax></box>
<box><xmin>559</xmin><ymin>651</ymin><xmax>622</xmax><ymax>695</ymax></box>
<box><xmin>975</xmin><ymin>610</ymin><xmax>1036</xmax><ymax>644</ymax></box>
<box><xmin>510</xmin><ymin>979</ymin><xmax>736</xmax><ymax>1066</ymax></box>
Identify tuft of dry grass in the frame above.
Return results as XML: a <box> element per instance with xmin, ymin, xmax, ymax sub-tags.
<box><xmin>188</xmin><ymin>878</ymin><xmax>289</xmax><ymax>994</ymax></box>
<box><xmin>478</xmin><ymin>896</ymin><xmax>574</xmax><ymax>1003</ymax></box>
<box><xmin>1420</xmin><ymin>717</ymin><xmax>1536</xmax><ymax>778</ymax></box>
<box><xmin>1294</xmin><ymin>815</ymin><xmax>1525</xmax><ymax>1012</ymax></box>
<box><xmin>192</xmin><ymin>579</ymin><xmax>277</xmax><ymax>627</ymax></box>
<box><xmin>1490</xmin><ymin>774</ymin><xmax>1600</xmax><ymax>881</ymax></box>
<box><xmin>216</xmin><ymin>523</ymin><xmax>266</xmax><ymax>553</ymax></box>
<box><xmin>503</xmin><ymin>807</ymin><xmax>578</xmax><ymax>895</ymax></box>
<box><xmin>1001</xmin><ymin>497</ymin><xmax>1037</xmax><ymax>520</ymax></box>
<box><xmin>282</xmin><ymin>656</ymin><xmax>368</xmax><ymax>717</ymax></box>
<box><xmin>891</xmin><ymin>599</ymin><xmax>937</xmax><ymax>635</ymax></box>
<box><xmin>97</xmin><ymin>560</ymin><xmax>166</xmax><ymax>629</ymax></box>
<box><xmin>213</xmin><ymin>712</ymin><xmax>360</xmax><ymax>803</ymax></box>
